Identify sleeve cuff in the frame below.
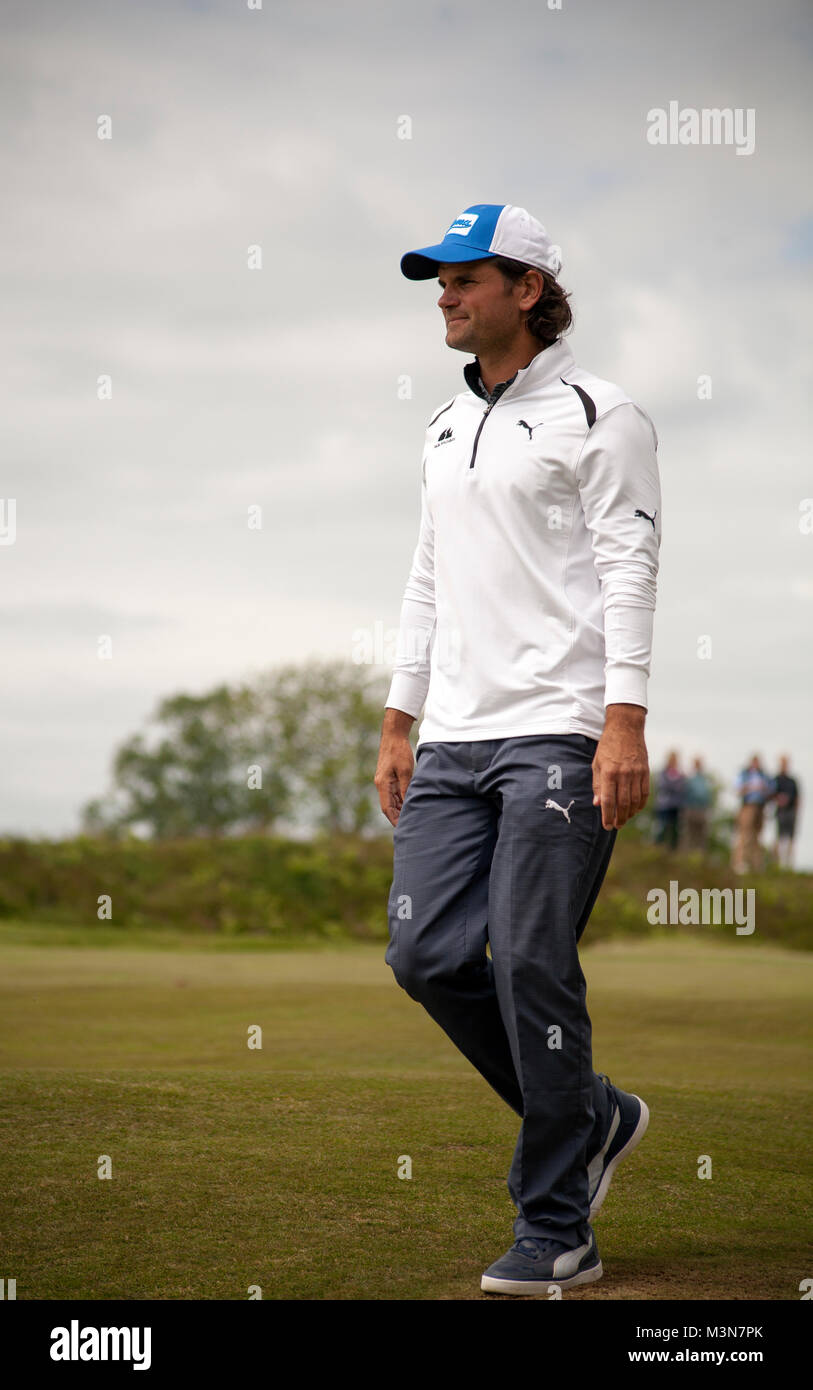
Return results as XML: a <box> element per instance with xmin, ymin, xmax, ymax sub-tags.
<box><xmin>385</xmin><ymin>671</ymin><xmax>430</xmax><ymax>720</ymax></box>
<box><xmin>604</xmin><ymin>667</ymin><xmax>649</xmax><ymax>710</ymax></box>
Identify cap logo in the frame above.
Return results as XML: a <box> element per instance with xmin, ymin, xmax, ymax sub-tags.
<box><xmin>446</xmin><ymin>213</ymin><xmax>479</xmax><ymax>237</ymax></box>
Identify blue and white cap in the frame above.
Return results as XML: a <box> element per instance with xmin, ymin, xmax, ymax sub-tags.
<box><xmin>400</xmin><ymin>204</ymin><xmax>563</xmax><ymax>281</ymax></box>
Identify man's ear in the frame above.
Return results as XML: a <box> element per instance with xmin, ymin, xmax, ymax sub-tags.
<box><xmin>519</xmin><ymin>269</ymin><xmax>543</xmax><ymax>312</ymax></box>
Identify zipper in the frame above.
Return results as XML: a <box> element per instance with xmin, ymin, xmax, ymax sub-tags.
<box><xmin>468</xmin><ymin>401</ymin><xmax>496</xmax><ymax>469</ymax></box>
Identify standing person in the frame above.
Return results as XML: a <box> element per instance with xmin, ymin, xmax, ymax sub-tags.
<box><xmin>732</xmin><ymin>754</ymin><xmax>772</xmax><ymax>874</ymax></box>
<box><xmin>652</xmin><ymin>751</ymin><xmax>686</xmax><ymax>850</ymax></box>
<box><xmin>770</xmin><ymin>755</ymin><xmax>800</xmax><ymax>869</ymax></box>
<box><xmin>682</xmin><ymin>756</ymin><xmax>714</xmax><ymax>852</ymax></box>
<box><xmin>374</xmin><ymin>204</ymin><xmax>661</xmax><ymax>1295</ymax></box>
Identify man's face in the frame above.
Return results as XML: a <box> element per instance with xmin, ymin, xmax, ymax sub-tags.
<box><xmin>436</xmin><ymin>260</ymin><xmax>529</xmax><ymax>356</ymax></box>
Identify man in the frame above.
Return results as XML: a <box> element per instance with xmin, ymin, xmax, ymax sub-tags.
<box><xmin>683</xmin><ymin>755</ymin><xmax>714</xmax><ymax>853</ymax></box>
<box><xmin>769</xmin><ymin>754</ymin><xmax>800</xmax><ymax>870</ymax></box>
<box><xmin>653</xmin><ymin>750</ymin><xmax>686</xmax><ymax>851</ymax></box>
<box><xmin>732</xmin><ymin>754</ymin><xmax>772</xmax><ymax>875</ymax></box>
<box><xmin>374</xmin><ymin>204</ymin><xmax>661</xmax><ymax>1295</ymax></box>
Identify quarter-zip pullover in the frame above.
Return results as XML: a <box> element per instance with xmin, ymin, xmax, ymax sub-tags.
<box><xmin>385</xmin><ymin>336</ymin><xmax>661</xmax><ymax>744</ymax></box>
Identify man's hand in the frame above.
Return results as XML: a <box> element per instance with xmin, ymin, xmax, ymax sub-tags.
<box><xmin>374</xmin><ymin>708</ymin><xmax>416</xmax><ymax>827</ymax></box>
<box><xmin>592</xmin><ymin>703</ymin><xmax>649</xmax><ymax>830</ymax></box>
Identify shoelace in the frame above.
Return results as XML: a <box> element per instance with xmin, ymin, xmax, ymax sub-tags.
<box><xmin>514</xmin><ymin>1237</ymin><xmax>569</xmax><ymax>1259</ymax></box>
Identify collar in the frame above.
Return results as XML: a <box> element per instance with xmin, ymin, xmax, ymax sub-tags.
<box><xmin>470</xmin><ymin>370</ymin><xmax>516</xmax><ymax>407</ymax></box>
<box><xmin>463</xmin><ymin>337</ymin><xmax>577</xmax><ymax>404</ymax></box>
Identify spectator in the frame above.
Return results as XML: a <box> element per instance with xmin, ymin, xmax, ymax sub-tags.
<box><xmin>770</xmin><ymin>755</ymin><xmax>801</xmax><ymax>870</ymax></box>
<box><xmin>683</xmin><ymin>756</ymin><xmax>713</xmax><ymax>852</ymax></box>
<box><xmin>732</xmin><ymin>754</ymin><xmax>772</xmax><ymax>874</ymax></box>
<box><xmin>653</xmin><ymin>751</ymin><xmax>686</xmax><ymax>850</ymax></box>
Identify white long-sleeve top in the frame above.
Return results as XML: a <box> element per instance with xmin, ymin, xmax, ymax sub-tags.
<box><xmin>385</xmin><ymin>336</ymin><xmax>661</xmax><ymax>744</ymax></box>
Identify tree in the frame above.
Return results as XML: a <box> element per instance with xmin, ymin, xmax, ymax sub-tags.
<box><xmin>80</xmin><ymin>660</ymin><xmax>393</xmax><ymax>839</ymax></box>
<box><xmin>81</xmin><ymin>684</ymin><xmax>289</xmax><ymax>838</ymax></box>
<box><xmin>255</xmin><ymin>658</ymin><xmax>391</xmax><ymax>835</ymax></box>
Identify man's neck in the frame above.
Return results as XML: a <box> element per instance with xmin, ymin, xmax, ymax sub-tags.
<box><xmin>476</xmin><ymin>332</ymin><xmax>547</xmax><ymax>395</ymax></box>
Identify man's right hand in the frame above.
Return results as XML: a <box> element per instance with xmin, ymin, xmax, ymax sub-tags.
<box><xmin>374</xmin><ymin>709</ymin><xmax>416</xmax><ymax>827</ymax></box>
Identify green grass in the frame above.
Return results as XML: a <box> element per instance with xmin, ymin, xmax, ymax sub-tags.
<box><xmin>1</xmin><ymin>830</ymin><xmax>810</xmax><ymax>951</ymax></box>
<box><xmin>0</xmin><ymin>935</ymin><xmax>809</xmax><ymax>1300</ymax></box>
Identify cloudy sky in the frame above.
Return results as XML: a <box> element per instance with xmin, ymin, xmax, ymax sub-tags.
<box><xmin>3</xmin><ymin>0</ymin><xmax>812</xmax><ymax>866</ymax></box>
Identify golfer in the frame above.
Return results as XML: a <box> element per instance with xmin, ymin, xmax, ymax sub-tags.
<box><xmin>375</xmin><ymin>204</ymin><xmax>661</xmax><ymax>1295</ymax></box>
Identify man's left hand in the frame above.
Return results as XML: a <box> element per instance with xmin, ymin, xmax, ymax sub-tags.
<box><xmin>592</xmin><ymin>704</ymin><xmax>649</xmax><ymax>830</ymax></box>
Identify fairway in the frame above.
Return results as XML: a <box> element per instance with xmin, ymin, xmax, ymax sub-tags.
<box><xmin>0</xmin><ymin>933</ymin><xmax>809</xmax><ymax>1300</ymax></box>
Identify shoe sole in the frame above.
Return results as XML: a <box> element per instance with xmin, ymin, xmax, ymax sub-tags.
<box><xmin>481</xmin><ymin>1260</ymin><xmax>603</xmax><ymax>1296</ymax></box>
<box><xmin>589</xmin><ymin>1096</ymin><xmax>649</xmax><ymax>1220</ymax></box>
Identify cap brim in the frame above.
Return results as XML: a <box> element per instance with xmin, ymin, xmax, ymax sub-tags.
<box><xmin>400</xmin><ymin>243</ymin><xmax>496</xmax><ymax>280</ymax></box>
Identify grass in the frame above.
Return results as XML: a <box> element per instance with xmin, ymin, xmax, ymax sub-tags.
<box><xmin>0</xmin><ymin>830</ymin><xmax>810</xmax><ymax>951</ymax></box>
<box><xmin>0</xmin><ymin>934</ymin><xmax>809</xmax><ymax>1300</ymax></box>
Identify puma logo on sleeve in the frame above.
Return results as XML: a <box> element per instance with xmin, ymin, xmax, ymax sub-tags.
<box><xmin>634</xmin><ymin>508</ymin><xmax>657</xmax><ymax>530</ymax></box>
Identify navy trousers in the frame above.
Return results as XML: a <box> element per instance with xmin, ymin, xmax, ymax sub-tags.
<box><xmin>385</xmin><ymin>734</ymin><xmax>616</xmax><ymax>1247</ymax></box>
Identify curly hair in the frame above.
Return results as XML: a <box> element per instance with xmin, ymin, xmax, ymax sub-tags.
<box><xmin>490</xmin><ymin>255</ymin><xmax>573</xmax><ymax>347</ymax></box>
